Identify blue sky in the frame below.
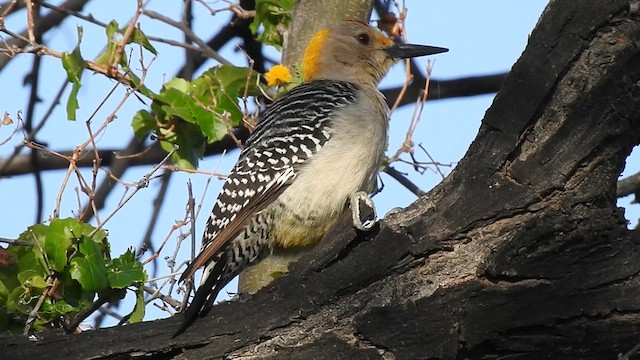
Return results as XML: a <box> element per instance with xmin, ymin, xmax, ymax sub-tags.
<box><xmin>1</xmin><ymin>1</ymin><xmax>638</xmax><ymax>324</ymax></box>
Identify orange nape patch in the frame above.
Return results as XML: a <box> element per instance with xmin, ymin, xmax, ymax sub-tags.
<box><xmin>302</xmin><ymin>28</ymin><xmax>330</xmax><ymax>82</ymax></box>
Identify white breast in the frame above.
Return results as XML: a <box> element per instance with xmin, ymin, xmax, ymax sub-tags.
<box><xmin>277</xmin><ymin>88</ymin><xmax>389</xmax><ymax>223</ymax></box>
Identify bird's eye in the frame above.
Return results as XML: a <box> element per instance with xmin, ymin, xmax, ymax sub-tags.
<box><xmin>356</xmin><ymin>33</ymin><xmax>371</xmax><ymax>45</ymax></box>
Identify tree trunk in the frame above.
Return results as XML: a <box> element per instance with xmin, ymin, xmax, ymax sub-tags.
<box><xmin>3</xmin><ymin>0</ymin><xmax>640</xmax><ymax>359</ymax></box>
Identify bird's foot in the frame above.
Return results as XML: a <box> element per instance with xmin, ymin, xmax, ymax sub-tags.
<box><xmin>350</xmin><ymin>191</ymin><xmax>377</xmax><ymax>231</ymax></box>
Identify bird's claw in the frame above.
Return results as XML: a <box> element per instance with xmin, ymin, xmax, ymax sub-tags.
<box><xmin>350</xmin><ymin>191</ymin><xmax>377</xmax><ymax>231</ymax></box>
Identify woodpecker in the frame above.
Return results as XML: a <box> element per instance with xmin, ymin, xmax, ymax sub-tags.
<box><xmin>174</xmin><ymin>20</ymin><xmax>447</xmax><ymax>336</ymax></box>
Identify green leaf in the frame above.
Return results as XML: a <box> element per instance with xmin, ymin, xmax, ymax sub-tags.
<box><xmin>125</xmin><ymin>69</ymin><xmax>155</xmax><ymax>99</ymax></box>
<box><xmin>95</xmin><ymin>39</ymin><xmax>119</xmax><ymax>67</ymax></box>
<box><xmin>250</xmin><ymin>0</ymin><xmax>294</xmax><ymax>49</ymax></box>
<box><xmin>138</xmin><ymin>66</ymin><xmax>263</xmax><ymax>168</ymax></box>
<box><xmin>159</xmin><ymin>89</ymin><xmax>217</xmax><ymax>126</ymax></box>
<box><xmin>0</xmin><ymin>279</ymin><xmax>9</xmax><ymax>306</ymax></box>
<box><xmin>16</xmin><ymin>251</ymin><xmax>46</xmax><ymax>280</ymax></box>
<box><xmin>12</xmin><ymin>226</ymin><xmax>48</xmax><ymax>277</ymax></box>
<box><xmin>131</xmin><ymin>110</ymin><xmax>156</xmax><ymax>140</ymax></box>
<box><xmin>208</xmin><ymin>66</ymin><xmax>261</xmax><ymax>91</ymax></box>
<box><xmin>45</xmin><ymin>219</ymin><xmax>74</xmax><ymax>272</ymax></box>
<box><xmin>52</xmin><ymin>299</ymin><xmax>77</xmax><ymax>315</ymax></box>
<box><xmin>165</xmin><ymin>77</ymin><xmax>190</xmax><ymax>92</ymax></box>
<box><xmin>17</xmin><ymin>270</ymin><xmax>48</xmax><ymax>290</ymax></box>
<box><xmin>65</xmin><ymin>84</ymin><xmax>81</xmax><ymax>121</ymax></box>
<box><xmin>159</xmin><ymin>122</ymin><xmax>205</xmax><ymax>169</ymax></box>
<box><xmin>106</xmin><ymin>20</ymin><xmax>119</xmax><ymax>39</ymax></box>
<box><xmin>129</xmin><ymin>286</ymin><xmax>145</xmax><ymax>323</ymax></box>
<box><xmin>70</xmin><ymin>240</ymin><xmax>109</xmax><ymax>292</ymax></box>
<box><xmin>155</xmin><ymin>85</ymin><xmax>231</xmax><ymax>146</ymax></box>
<box><xmin>61</xmin><ymin>26</ymin><xmax>85</xmax><ymax>120</ymax></box>
<box><xmin>106</xmin><ymin>250</ymin><xmax>144</xmax><ymax>289</ymax></box>
<box><xmin>95</xmin><ymin>20</ymin><xmax>119</xmax><ymax>67</ymax></box>
<box><xmin>2</xmin><ymin>220</ymin><xmax>115</xmax><ymax>331</ymax></box>
<box><xmin>129</xmin><ymin>27</ymin><xmax>158</xmax><ymax>55</ymax></box>
<box><xmin>7</xmin><ymin>286</ymin><xmax>28</xmax><ymax>313</ymax></box>
<box><xmin>191</xmin><ymin>65</ymin><xmax>263</xmax><ymax>139</ymax></box>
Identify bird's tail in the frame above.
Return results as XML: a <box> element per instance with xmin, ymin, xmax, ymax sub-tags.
<box><xmin>173</xmin><ymin>254</ymin><xmax>228</xmax><ymax>337</ymax></box>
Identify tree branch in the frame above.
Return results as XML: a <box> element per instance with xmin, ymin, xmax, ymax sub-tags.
<box><xmin>0</xmin><ymin>0</ymin><xmax>89</xmax><ymax>70</ymax></box>
<box><xmin>3</xmin><ymin>1</ymin><xmax>640</xmax><ymax>359</ymax></box>
<box><xmin>618</xmin><ymin>170</ymin><xmax>640</xmax><ymax>200</ymax></box>
<box><xmin>0</xmin><ymin>129</ymin><xmax>248</xmax><ymax>177</ymax></box>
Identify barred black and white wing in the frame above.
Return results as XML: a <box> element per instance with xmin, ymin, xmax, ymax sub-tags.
<box><xmin>174</xmin><ymin>81</ymin><xmax>360</xmax><ymax>336</ymax></box>
<box><xmin>179</xmin><ymin>80</ymin><xmax>359</xmax><ymax>283</ymax></box>
<box><xmin>174</xmin><ymin>82</ymin><xmax>360</xmax><ymax>333</ymax></box>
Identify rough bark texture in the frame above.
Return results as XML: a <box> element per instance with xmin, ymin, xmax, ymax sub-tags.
<box><xmin>3</xmin><ymin>0</ymin><xmax>640</xmax><ymax>359</ymax></box>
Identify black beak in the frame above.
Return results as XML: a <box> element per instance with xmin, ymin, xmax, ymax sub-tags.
<box><xmin>384</xmin><ymin>43</ymin><xmax>448</xmax><ymax>59</ymax></box>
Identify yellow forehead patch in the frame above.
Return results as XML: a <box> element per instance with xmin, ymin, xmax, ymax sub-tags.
<box><xmin>302</xmin><ymin>28</ymin><xmax>330</xmax><ymax>82</ymax></box>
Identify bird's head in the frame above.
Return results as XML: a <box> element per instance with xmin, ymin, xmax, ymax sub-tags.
<box><xmin>302</xmin><ymin>20</ymin><xmax>447</xmax><ymax>85</ymax></box>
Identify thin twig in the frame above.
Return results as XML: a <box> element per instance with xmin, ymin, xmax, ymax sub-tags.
<box><xmin>195</xmin><ymin>0</ymin><xmax>256</xmax><ymax>19</ymax></box>
<box><xmin>160</xmin><ymin>164</ymin><xmax>227</xmax><ymax>177</ymax></box>
<box><xmin>0</xmin><ymin>237</ymin><xmax>31</xmax><ymax>246</ymax></box>
<box><xmin>77</xmin><ymin>54</ymin><xmax>152</xmax><ymax>222</ymax></box>
<box><xmin>114</xmin><ymin>0</ymin><xmax>142</xmax><ymax>68</ymax></box>
<box><xmin>89</xmin><ymin>146</ymin><xmax>178</xmax><ymax>237</ymax></box>
<box><xmin>388</xmin><ymin>0</ymin><xmax>411</xmax><ymax>116</ymax></box>
<box><xmin>388</xmin><ymin>61</ymin><xmax>434</xmax><ymax>164</ymax></box>
<box><xmin>143</xmin><ymin>285</ymin><xmax>181</xmax><ymax>309</ymax></box>
<box><xmin>66</xmin><ymin>290</ymin><xmax>114</xmax><ymax>332</ymax></box>
<box><xmin>0</xmin><ymin>81</ymin><xmax>69</xmax><ymax>176</ymax></box>
<box><xmin>135</xmin><ymin>169</ymin><xmax>172</xmax><ymax>277</ymax></box>
<box><xmin>24</xmin><ymin>0</ymin><xmax>36</xmax><ymax>43</ymax></box>
<box><xmin>142</xmin><ymin>8</ymin><xmax>231</xmax><ymax>65</ymax></box>
<box><xmin>188</xmin><ymin>180</ymin><xmax>196</xmax><ymax>261</ymax></box>
<box><xmin>0</xmin><ymin>0</ymin><xmax>88</xmax><ymax>70</ymax></box>
<box><xmin>37</xmin><ymin>0</ymin><xmax>219</xmax><ymax>59</ymax></box>
<box><xmin>0</xmin><ymin>0</ymin><xmax>21</xmax><ymax>18</ymax></box>
<box><xmin>383</xmin><ymin>166</ymin><xmax>426</xmax><ymax>197</ymax></box>
<box><xmin>23</xmin><ymin>276</ymin><xmax>58</xmax><ymax>335</ymax></box>
<box><xmin>0</xmin><ymin>27</ymin><xmax>137</xmax><ymax>87</ymax></box>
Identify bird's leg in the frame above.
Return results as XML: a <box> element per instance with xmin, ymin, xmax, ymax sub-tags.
<box><xmin>350</xmin><ymin>191</ymin><xmax>377</xmax><ymax>231</ymax></box>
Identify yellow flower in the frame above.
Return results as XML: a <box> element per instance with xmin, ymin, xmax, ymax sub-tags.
<box><xmin>264</xmin><ymin>64</ymin><xmax>292</xmax><ymax>87</ymax></box>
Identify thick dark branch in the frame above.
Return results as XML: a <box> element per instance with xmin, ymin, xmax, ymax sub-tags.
<box><xmin>0</xmin><ymin>70</ymin><xmax>508</xmax><ymax>178</ymax></box>
<box><xmin>0</xmin><ymin>128</ymin><xmax>249</xmax><ymax>177</ymax></box>
<box><xmin>3</xmin><ymin>1</ymin><xmax>640</xmax><ymax>359</ymax></box>
<box><xmin>381</xmin><ymin>70</ymin><xmax>508</xmax><ymax>104</ymax></box>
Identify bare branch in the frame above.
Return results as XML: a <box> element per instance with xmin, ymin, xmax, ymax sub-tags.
<box><xmin>0</xmin><ymin>0</ymin><xmax>89</xmax><ymax>70</ymax></box>
<box><xmin>142</xmin><ymin>8</ymin><xmax>231</xmax><ymax>65</ymax></box>
<box><xmin>382</xmin><ymin>70</ymin><xmax>508</xmax><ymax>105</ymax></box>
<box><xmin>618</xmin><ymin>170</ymin><xmax>640</xmax><ymax>201</ymax></box>
<box><xmin>0</xmin><ymin>129</ymin><xmax>248</xmax><ymax>177</ymax></box>
<box><xmin>382</xmin><ymin>166</ymin><xmax>425</xmax><ymax>196</ymax></box>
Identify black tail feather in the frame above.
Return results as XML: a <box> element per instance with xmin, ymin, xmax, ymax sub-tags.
<box><xmin>173</xmin><ymin>255</ymin><xmax>228</xmax><ymax>337</ymax></box>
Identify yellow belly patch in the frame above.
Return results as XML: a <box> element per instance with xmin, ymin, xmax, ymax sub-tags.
<box><xmin>273</xmin><ymin>215</ymin><xmax>338</xmax><ymax>248</ymax></box>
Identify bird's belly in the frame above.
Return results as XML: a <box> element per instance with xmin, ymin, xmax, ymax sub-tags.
<box><xmin>273</xmin><ymin>214</ymin><xmax>337</xmax><ymax>248</ymax></box>
<box><xmin>271</xmin><ymin>140</ymin><xmax>380</xmax><ymax>248</ymax></box>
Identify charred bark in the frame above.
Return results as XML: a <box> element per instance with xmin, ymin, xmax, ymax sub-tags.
<box><xmin>2</xmin><ymin>0</ymin><xmax>640</xmax><ymax>359</ymax></box>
